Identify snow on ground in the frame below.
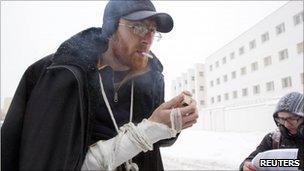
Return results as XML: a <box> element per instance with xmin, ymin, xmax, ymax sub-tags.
<box><xmin>160</xmin><ymin>129</ymin><xmax>268</xmax><ymax>170</ymax></box>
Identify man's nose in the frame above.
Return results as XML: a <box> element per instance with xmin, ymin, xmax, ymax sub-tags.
<box><xmin>284</xmin><ymin>121</ymin><xmax>292</xmax><ymax>127</ymax></box>
<box><xmin>141</xmin><ymin>32</ymin><xmax>153</xmax><ymax>45</ymax></box>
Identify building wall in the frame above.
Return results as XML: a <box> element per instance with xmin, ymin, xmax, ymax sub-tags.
<box><xmin>186</xmin><ymin>69</ymin><xmax>196</xmax><ymax>95</ymax></box>
<box><xmin>198</xmin><ymin>100</ymin><xmax>278</xmax><ymax>132</ymax></box>
<box><xmin>194</xmin><ymin>63</ymin><xmax>207</xmax><ymax>109</ymax></box>
<box><xmin>1</xmin><ymin>97</ymin><xmax>13</xmax><ymax>120</ymax></box>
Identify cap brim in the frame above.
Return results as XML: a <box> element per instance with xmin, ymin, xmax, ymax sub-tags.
<box><xmin>122</xmin><ymin>11</ymin><xmax>173</xmax><ymax>33</ymax></box>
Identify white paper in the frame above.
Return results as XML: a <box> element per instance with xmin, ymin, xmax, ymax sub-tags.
<box><xmin>252</xmin><ymin>148</ymin><xmax>299</xmax><ymax>171</ymax></box>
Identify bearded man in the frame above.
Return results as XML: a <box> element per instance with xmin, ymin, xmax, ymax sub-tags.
<box><xmin>2</xmin><ymin>0</ymin><xmax>199</xmax><ymax>170</ymax></box>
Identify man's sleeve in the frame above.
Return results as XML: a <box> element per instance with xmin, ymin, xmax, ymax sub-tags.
<box><xmin>1</xmin><ymin>66</ymin><xmax>38</xmax><ymax>171</ymax></box>
<box><xmin>239</xmin><ymin>132</ymin><xmax>273</xmax><ymax>171</ymax></box>
<box><xmin>1</xmin><ymin>55</ymin><xmax>52</xmax><ymax>171</ymax></box>
<box><xmin>153</xmin><ymin>73</ymin><xmax>179</xmax><ymax>147</ymax></box>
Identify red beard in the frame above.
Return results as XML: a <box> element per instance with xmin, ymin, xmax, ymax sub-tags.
<box><xmin>110</xmin><ymin>33</ymin><xmax>150</xmax><ymax>71</ymax></box>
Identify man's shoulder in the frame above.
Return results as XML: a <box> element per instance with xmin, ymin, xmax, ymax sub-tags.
<box><xmin>52</xmin><ymin>27</ymin><xmax>105</xmax><ymax>69</ymax></box>
<box><xmin>26</xmin><ymin>54</ymin><xmax>54</xmax><ymax>73</ymax></box>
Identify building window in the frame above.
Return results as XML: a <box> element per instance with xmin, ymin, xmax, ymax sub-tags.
<box><xmin>297</xmin><ymin>41</ymin><xmax>304</xmax><ymax>54</ymax></box>
<box><xmin>211</xmin><ymin>97</ymin><xmax>214</xmax><ymax>104</ymax></box>
<box><xmin>178</xmin><ymin>83</ymin><xmax>182</xmax><ymax>87</ymax></box>
<box><xmin>222</xmin><ymin>57</ymin><xmax>227</xmax><ymax>64</ymax></box>
<box><xmin>209</xmin><ymin>65</ymin><xmax>213</xmax><ymax>71</ymax></box>
<box><xmin>264</xmin><ymin>56</ymin><xmax>272</xmax><ymax>66</ymax></box>
<box><xmin>230</xmin><ymin>52</ymin><xmax>235</xmax><ymax>60</ymax></box>
<box><xmin>239</xmin><ymin>46</ymin><xmax>245</xmax><ymax>55</ymax></box>
<box><xmin>233</xmin><ymin>91</ymin><xmax>238</xmax><ymax>99</ymax></box>
<box><xmin>215</xmin><ymin>61</ymin><xmax>219</xmax><ymax>68</ymax></box>
<box><xmin>200</xmin><ymin>100</ymin><xmax>205</xmax><ymax>105</ymax></box>
<box><xmin>210</xmin><ymin>81</ymin><xmax>214</xmax><ymax>87</ymax></box>
<box><xmin>281</xmin><ymin>76</ymin><xmax>292</xmax><ymax>88</ymax></box>
<box><xmin>242</xmin><ymin>88</ymin><xmax>248</xmax><ymax>97</ymax></box>
<box><xmin>279</xmin><ymin>49</ymin><xmax>288</xmax><ymax>61</ymax></box>
<box><xmin>223</xmin><ymin>75</ymin><xmax>228</xmax><ymax>82</ymax></box>
<box><xmin>224</xmin><ymin>93</ymin><xmax>229</xmax><ymax>100</ymax></box>
<box><xmin>301</xmin><ymin>73</ymin><xmax>304</xmax><ymax>84</ymax></box>
<box><xmin>199</xmin><ymin>71</ymin><xmax>204</xmax><ymax>77</ymax></box>
<box><xmin>184</xmin><ymin>80</ymin><xmax>187</xmax><ymax>84</ymax></box>
<box><xmin>191</xmin><ymin>76</ymin><xmax>195</xmax><ymax>81</ymax></box>
<box><xmin>217</xmin><ymin>95</ymin><xmax>221</xmax><ymax>102</ymax></box>
<box><xmin>231</xmin><ymin>71</ymin><xmax>236</xmax><ymax>79</ymax></box>
<box><xmin>253</xmin><ymin>85</ymin><xmax>260</xmax><ymax>94</ymax></box>
<box><xmin>293</xmin><ymin>11</ymin><xmax>303</xmax><ymax>25</ymax></box>
<box><xmin>251</xmin><ymin>62</ymin><xmax>258</xmax><ymax>72</ymax></box>
<box><xmin>216</xmin><ymin>78</ymin><xmax>220</xmax><ymax>85</ymax></box>
<box><xmin>200</xmin><ymin>86</ymin><xmax>204</xmax><ymax>91</ymax></box>
<box><xmin>241</xmin><ymin>67</ymin><xmax>247</xmax><ymax>75</ymax></box>
<box><xmin>266</xmin><ymin>81</ymin><xmax>275</xmax><ymax>91</ymax></box>
<box><xmin>261</xmin><ymin>32</ymin><xmax>269</xmax><ymax>43</ymax></box>
<box><xmin>276</xmin><ymin>23</ymin><xmax>285</xmax><ymax>35</ymax></box>
<box><xmin>249</xmin><ymin>40</ymin><xmax>256</xmax><ymax>49</ymax></box>
<box><xmin>192</xmin><ymin>89</ymin><xmax>195</xmax><ymax>94</ymax></box>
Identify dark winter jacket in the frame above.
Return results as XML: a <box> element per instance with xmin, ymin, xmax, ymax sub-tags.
<box><xmin>1</xmin><ymin>27</ymin><xmax>177</xmax><ymax>171</ymax></box>
<box><xmin>239</xmin><ymin>129</ymin><xmax>304</xmax><ymax>170</ymax></box>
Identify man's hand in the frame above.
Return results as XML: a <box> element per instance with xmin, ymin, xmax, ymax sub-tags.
<box><xmin>148</xmin><ymin>92</ymin><xmax>198</xmax><ymax>129</ymax></box>
<box><xmin>243</xmin><ymin>161</ymin><xmax>257</xmax><ymax>171</ymax></box>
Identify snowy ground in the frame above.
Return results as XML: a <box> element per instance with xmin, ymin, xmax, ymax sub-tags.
<box><xmin>160</xmin><ymin>129</ymin><xmax>268</xmax><ymax>170</ymax></box>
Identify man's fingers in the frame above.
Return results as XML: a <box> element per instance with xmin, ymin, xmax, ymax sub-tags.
<box><xmin>182</xmin><ymin>112</ymin><xmax>198</xmax><ymax>125</ymax></box>
<box><xmin>190</xmin><ymin>99</ymin><xmax>197</xmax><ymax>105</ymax></box>
<box><xmin>182</xmin><ymin>119</ymin><xmax>197</xmax><ymax>129</ymax></box>
<box><xmin>181</xmin><ymin>91</ymin><xmax>192</xmax><ymax>97</ymax></box>
<box><xmin>244</xmin><ymin>162</ymin><xmax>256</xmax><ymax>171</ymax></box>
<box><xmin>179</xmin><ymin>104</ymin><xmax>196</xmax><ymax>116</ymax></box>
<box><xmin>161</xmin><ymin>94</ymin><xmax>184</xmax><ymax>109</ymax></box>
<box><xmin>247</xmin><ymin>163</ymin><xmax>256</xmax><ymax>171</ymax></box>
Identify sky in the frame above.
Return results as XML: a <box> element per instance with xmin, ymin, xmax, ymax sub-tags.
<box><xmin>0</xmin><ymin>1</ymin><xmax>289</xmax><ymax>107</ymax></box>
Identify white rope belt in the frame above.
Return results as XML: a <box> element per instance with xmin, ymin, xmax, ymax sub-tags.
<box><xmin>121</xmin><ymin>122</ymin><xmax>153</xmax><ymax>152</ymax></box>
<box><xmin>90</xmin><ymin>73</ymin><xmax>183</xmax><ymax>171</ymax></box>
<box><xmin>98</xmin><ymin>73</ymin><xmax>147</xmax><ymax>171</ymax></box>
<box><xmin>170</xmin><ymin>108</ymin><xmax>182</xmax><ymax>137</ymax></box>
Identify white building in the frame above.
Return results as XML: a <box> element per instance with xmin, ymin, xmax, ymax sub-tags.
<box><xmin>172</xmin><ymin>1</ymin><xmax>303</xmax><ymax>132</ymax></box>
<box><xmin>206</xmin><ymin>1</ymin><xmax>303</xmax><ymax>108</ymax></box>
<box><xmin>171</xmin><ymin>63</ymin><xmax>207</xmax><ymax>111</ymax></box>
<box><xmin>186</xmin><ymin>69</ymin><xmax>196</xmax><ymax>95</ymax></box>
<box><xmin>194</xmin><ymin>64</ymin><xmax>207</xmax><ymax>109</ymax></box>
<box><xmin>1</xmin><ymin>97</ymin><xmax>13</xmax><ymax>120</ymax></box>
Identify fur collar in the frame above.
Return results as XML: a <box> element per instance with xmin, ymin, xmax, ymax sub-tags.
<box><xmin>51</xmin><ymin>27</ymin><xmax>163</xmax><ymax>73</ymax></box>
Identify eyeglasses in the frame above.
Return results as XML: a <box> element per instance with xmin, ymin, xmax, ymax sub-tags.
<box><xmin>274</xmin><ymin>116</ymin><xmax>301</xmax><ymax>125</ymax></box>
<box><xmin>119</xmin><ymin>23</ymin><xmax>162</xmax><ymax>42</ymax></box>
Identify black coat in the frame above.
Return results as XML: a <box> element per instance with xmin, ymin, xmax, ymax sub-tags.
<box><xmin>1</xmin><ymin>27</ymin><xmax>176</xmax><ymax>171</ymax></box>
<box><xmin>239</xmin><ymin>130</ymin><xmax>304</xmax><ymax>170</ymax></box>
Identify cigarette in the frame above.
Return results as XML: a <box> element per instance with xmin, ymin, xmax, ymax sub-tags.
<box><xmin>142</xmin><ymin>52</ymin><xmax>153</xmax><ymax>59</ymax></box>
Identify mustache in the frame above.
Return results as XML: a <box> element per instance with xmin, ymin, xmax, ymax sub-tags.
<box><xmin>136</xmin><ymin>45</ymin><xmax>149</xmax><ymax>52</ymax></box>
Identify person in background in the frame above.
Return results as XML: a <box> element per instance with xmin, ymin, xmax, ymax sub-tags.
<box><xmin>240</xmin><ymin>92</ymin><xmax>304</xmax><ymax>171</ymax></box>
<box><xmin>1</xmin><ymin>0</ymin><xmax>199</xmax><ymax>170</ymax></box>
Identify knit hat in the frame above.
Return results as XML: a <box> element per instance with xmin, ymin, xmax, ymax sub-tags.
<box><xmin>273</xmin><ymin>92</ymin><xmax>304</xmax><ymax>117</ymax></box>
<box><xmin>101</xmin><ymin>0</ymin><xmax>174</xmax><ymax>39</ymax></box>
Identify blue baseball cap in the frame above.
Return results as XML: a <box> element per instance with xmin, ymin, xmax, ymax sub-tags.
<box><xmin>102</xmin><ymin>0</ymin><xmax>174</xmax><ymax>38</ymax></box>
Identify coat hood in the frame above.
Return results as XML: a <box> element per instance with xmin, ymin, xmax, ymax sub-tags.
<box><xmin>273</xmin><ymin>92</ymin><xmax>304</xmax><ymax>126</ymax></box>
<box><xmin>51</xmin><ymin>27</ymin><xmax>163</xmax><ymax>73</ymax></box>
<box><xmin>273</xmin><ymin>92</ymin><xmax>304</xmax><ymax>139</ymax></box>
